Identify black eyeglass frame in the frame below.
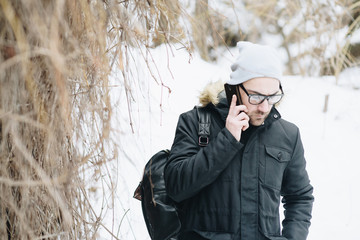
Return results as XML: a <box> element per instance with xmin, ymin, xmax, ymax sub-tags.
<box><xmin>239</xmin><ymin>84</ymin><xmax>284</xmax><ymax>105</ymax></box>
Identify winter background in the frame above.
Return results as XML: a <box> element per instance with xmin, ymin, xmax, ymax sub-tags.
<box><xmin>100</xmin><ymin>42</ymin><xmax>360</xmax><ymax>240</ymax></box>
<box><xmin>2</xmin><ymin>1</ymin><xmax>360</xmax><ymax>239</ymax></box>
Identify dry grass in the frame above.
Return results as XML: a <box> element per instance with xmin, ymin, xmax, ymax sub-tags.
<box><xmin>242</xmin><ymin>0</ymin><xmax>360</xmax><ymax>78</ymax></box>
<box><xmin>1</xmin><ymin>0</ymin><xmax>359</xmax><ymax>239</ymax></box>
<box><xmin>0</xmin><ymin>0</ymin><xmax>193</xmax><ymax>239</ymax></box>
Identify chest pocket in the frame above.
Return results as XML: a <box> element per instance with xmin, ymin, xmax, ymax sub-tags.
<box><xmin>264</xmin><ymin>146</ymin><xmax>291</xmax><ymax>190</ymax></box>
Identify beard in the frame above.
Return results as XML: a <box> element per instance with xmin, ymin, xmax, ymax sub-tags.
<box><xmin>249</xmin><ymin>110</ymin><xmax>270</xmax><ymax>126</ymax></box>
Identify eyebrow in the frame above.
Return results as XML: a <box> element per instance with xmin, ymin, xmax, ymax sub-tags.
<box><xmin>247</xmin><ymin>89</ymin><xmax>280</xmax><ymax>96</ymax></box>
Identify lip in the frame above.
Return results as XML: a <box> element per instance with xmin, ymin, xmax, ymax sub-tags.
<box><xmin>255</xmin><ymin>115</ymin><xmax>265</xmax><ymax>119</ymax></box>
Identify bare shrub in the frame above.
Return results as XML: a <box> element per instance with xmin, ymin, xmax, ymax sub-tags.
<box><xmin>1</xmin><ymin>0</ymin><xmax>359</xmax><ymax>239</ymax></box>
<box><xmin>0</xmin><ymin>0</ymin><xmax>194</xmax><ymax>239</ymax></box>
<box><xmin>190</xmin><ymin>0</ymin><xmax>360</xmax><ymax>78</ymax></box>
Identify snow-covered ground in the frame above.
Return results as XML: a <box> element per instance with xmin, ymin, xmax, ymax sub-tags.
<box><xmin>105</xmin><ymin>44</ymin><xmax>360</xmax><ymax>240</ymax></box>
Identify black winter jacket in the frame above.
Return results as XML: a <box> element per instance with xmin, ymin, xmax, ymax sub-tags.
<box><xmin>164</xmin><ymin>90</ymin><xmax>314</xmax><ymax>240</ymax></box>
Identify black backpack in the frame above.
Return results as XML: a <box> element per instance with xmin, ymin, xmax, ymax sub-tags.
<box><xmin>133</xmin><ymin>106</ymin><xmax>211</xmax><ymax>240</ymax></box>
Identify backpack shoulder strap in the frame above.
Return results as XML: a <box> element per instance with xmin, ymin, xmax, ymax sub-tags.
<box><xmin>196</xmin><ymin>106</ymin><xmax>211</xmax><ymax>146</ymax></box>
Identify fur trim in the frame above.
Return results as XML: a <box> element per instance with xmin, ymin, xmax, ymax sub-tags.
<box><xmin>199</xmin><ymin>80</ymin><xmax>224</xmax><ymax>106</ymax></box>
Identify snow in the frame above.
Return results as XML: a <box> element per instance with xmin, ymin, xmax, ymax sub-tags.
<box><xmin>104</xmin><ymin>44</ymin><xmax>360</xmax><ymax>240</ymax></box>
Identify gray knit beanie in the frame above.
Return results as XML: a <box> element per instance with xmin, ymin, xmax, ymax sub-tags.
<box><xmin>227</xmin><ymin>41</ymin><xmax>282</xmax><ymax>85</ymax></box>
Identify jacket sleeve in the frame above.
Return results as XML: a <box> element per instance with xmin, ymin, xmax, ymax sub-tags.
<box><xmin>281</xmin><ymin>128</ymin><xmax>314</xmax><ymax>240</ymax></box>
<box><xmin>164</xmin><ymin>110</ymin><xmax>243</xmax><ymax>203</ymax></box>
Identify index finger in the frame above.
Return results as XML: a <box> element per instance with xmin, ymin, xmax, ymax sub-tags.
<box><xmin>229</xmin><ymin>95</ymin><xmax>247</xmax><ymax>116</ymax></box>
<box><xmin>229</xmin><ymin>94</ymin><xmax>237</xmax><ymax>111</ymax></box>
<box><xmin>229</xmin><ymin>94</ymin><xmax>240</xmax><ymax>116</ymax></box>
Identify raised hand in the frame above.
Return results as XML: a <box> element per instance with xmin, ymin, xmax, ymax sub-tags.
<box><xmin>225</xmin><ymin>95</ymin><xmax>249</xmax><ymax>141</ymax></box>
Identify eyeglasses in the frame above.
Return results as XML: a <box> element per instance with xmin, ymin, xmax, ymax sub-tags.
<box><xmin>239</xmin><ymin>84</ymin><xmax>284</xmax><ymax>105</ymax></box>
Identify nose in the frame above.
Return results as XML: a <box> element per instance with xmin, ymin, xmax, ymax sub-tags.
<box><xmin>257</xmin><ymin>99</ymin><xmax>270</xmax><ymax>112</ymax></box>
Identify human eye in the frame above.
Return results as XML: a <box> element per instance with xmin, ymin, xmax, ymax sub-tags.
<box><xmin>249</xmin><ymin>94</ymin><xmax>264</xmax><ymax>104</ymax></box>
<box><xmin>268</xmin><ymin>94</ymin><xmax>283</xmax><ymax>104</ymax></box>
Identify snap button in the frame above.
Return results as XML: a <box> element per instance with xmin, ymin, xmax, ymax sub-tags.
<box><xmin>274</xmin><ymin>114</ymin><xmax>278</xmax><ymax>119</ymax></box>
<box><xmin>277</xmin><ymin>152</ymin><xmax>282</xmax><ymax>160</ymax></box>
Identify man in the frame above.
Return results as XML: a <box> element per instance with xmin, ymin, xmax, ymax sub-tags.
<box><xmin>164</xmin><ymin>41</ymin><xmax>314</xmax><ymax>240</ymax></box>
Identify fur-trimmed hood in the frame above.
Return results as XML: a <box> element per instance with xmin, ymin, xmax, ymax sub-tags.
<box><xmin>199</xmin><ymin>81</ymin><xmax>226</xmax><ymax>107</ymax></box>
